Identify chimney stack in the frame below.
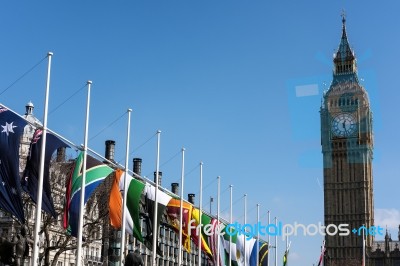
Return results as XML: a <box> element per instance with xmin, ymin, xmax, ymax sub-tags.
<box><xmin>56</xmin><ymin>147</ymin><xmax>66</xmax><ymax>162</ymax></box>
<box><xmin>133</xmin><ymin>158</ymin><xmax>142</xmax><ymax>176</ymax></box>
<box><xmin>188</xmin><ymin>193</ymin><xmax>195</xmax><ymax>205</ymax></box>
<box><xmin>171</xmin><ymin>183</ymin><xmax>179</xmax><ymax>194</ymax></box>
<box><xmin>105</xmin><ymin>140</ymin><xmax>116</xmax><ymax>162</ymax></box>
<box><xmin>154</xmin><ymin>171</ymin><xmax>162</xmax><ymax>186</ymax></box>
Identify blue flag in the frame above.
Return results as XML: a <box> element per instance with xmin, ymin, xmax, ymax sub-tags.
<box><xmin>22</xmin><ymin>129</ymin><xmax>69</xmax><ymax>218</ymax></box>
<box><xmin>0</xmin><ymin>105</ymin><xmax>27</xmax><ymax>223</ymax></box>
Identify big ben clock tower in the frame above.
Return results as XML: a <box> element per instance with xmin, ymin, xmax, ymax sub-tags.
<box><xmin>320</xmin><ymin>15</ymin><xmax>374</xmax><ymax>265</ymax></box>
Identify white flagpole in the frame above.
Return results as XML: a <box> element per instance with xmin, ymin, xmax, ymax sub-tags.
<box><xmin>32</xmin><ymin>52</ymin><xmax>53</xmax><ymax>266</ymax></box>
<box><xmin>216</xmin><ymin>176</ymin><xmax>221</xmax><ymax>266</ymax></box>
<box><xmin>120</xmin><ymin>108</ymin><xmax>132</xmax><ymax>264</ymax></box>
<box><xmin>198</xmin><ymin>162</ymin><xmax>203</xmax><ymax>266</ymax></box>
<box><xmin>362</xmin><ymin>225</ymin><xmax>366</xmax><ymax>266</ymax></box>
<box><xmin>229</xmin><ymin>185</ymin><xmax>233</xmax><ymax>266</ymax></box>
<box><xmin>244</xmin><ymin>194</ymin><xmax>247</xmax><ymax>266</ymax></box>
<box><xmin>178</xmin><ymin>148</ymin><xmax>185</xmax><ymax>266</ymax></box>
<box><xmin>275</xmin><ymin>217</ymin><xmax>278</xmax><ymax>266</ymax></box>
<box><xmin>267</xmin><ymin>211</ymin><xmax>270</xmax><ymax>266</ymax></box>
<box><xmin>151</xmin><ymin>130</ymin><xmax>161</xmax><ymax>266</ymax></box>
<box><xmin>76</xmin><ymin>80</ymin><xmax>92</xmax><ymax>266</ymax></box>
<box><xmin>256</xmin><ymin>204</ymin><xmax>260</xmax><ymax>265</ymax></box>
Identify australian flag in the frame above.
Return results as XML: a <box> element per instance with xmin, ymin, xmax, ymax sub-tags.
<box><xmin>22</xmin><ymin>129</ymin><xmax>69</xmax><ymax>218</ymax></box>
<box><xmin>0</xmin><ymin>105</ymin><xmax>27</xmax><ymax>223</ymax></box>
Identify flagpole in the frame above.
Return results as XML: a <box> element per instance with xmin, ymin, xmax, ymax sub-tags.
<box><xmin>178</xmin><ymin>148</ymin><xmax>185</xmax><ymax>266</ymax></box>
<box><xmin>151</xmin><ymin>130</ymin><xmax>161</xmax><ymax>266</ymax></box>
<box><xmin>216</xmin><ymin>176</ymin><xmax>221</xmax><ymax>266</ymax></box>
<box><xmin>76</xmin><ymin>80</ymin><xmax>92</xmax><ymax>266</ymax></box>
<box><xmin>256</xmin><ymin>204</ymin><xmax>260</xmax><ymax>265</ymax></box>
<box><xmin>210</xmin><ymin>196</ymin><xmax>213</xmax><ymax>214</ymax></box>
<box><xmin>275</xmin><ymin>217</ymin><xmax>278</xmax><ymax>266</ymax></box>
<box><xmin>362</xmin><ymin>224</ymin><xmax>366</xmax><ymax>266</ymax></box>
<box><xmin>32</xmin><ymin>52</ymin><xmax>52</xmax><ymax>266</ymax></box>
<box><xmin>267</xmin><ymin>211</ymin><xmax>270</xmax><ymax>266</ymax></box>
<box><xmin>198</xmin><ymin>162</ymin><xmax>203</xmax><ymax>266</ymax></box>
<box><xmin>120</xmin><ymin>108</ymin><xmax>132</xmax><ymax>264</ymax></box>
<box><xmin>244</xmin><ymin>193</ymin><xmax>247</xmax><ymax>266</ymax></box>
<box><xmin>229</xmin><ymin>184</ymin><xmax>233</xmax><ymax>266</ymax></box>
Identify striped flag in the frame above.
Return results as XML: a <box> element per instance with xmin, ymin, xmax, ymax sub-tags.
<box><xmin>249</xmin><ymin>240</ymin><xmax>269</xmax><ymax>266</ymax></box>
<box><xmin>109</xmin><ymin>169</ymin><xmax>172</xmax><ymax>255</ymax></box>
<box><xmin>258</xmin><ymin>241</ymin><xmax>269</xmax><ymax>266</ymax></box>
<box><xmin>109</xmin><ymin>169</ymin><xmax>145</xmax><ymax>241</ymax></box>
<box><xmin>63</xmin><ymin>152</ymin><xmax>113</xmax><ymax>236</ymax></box>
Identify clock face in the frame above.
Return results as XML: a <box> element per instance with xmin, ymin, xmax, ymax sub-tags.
<box><xmin>331</xmin><ymin>113</ymin><xmax>357</xmax><ymax>137</ymax></box>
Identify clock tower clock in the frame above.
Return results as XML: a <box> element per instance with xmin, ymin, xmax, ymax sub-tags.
<box><xmin>320</xmin><ymin>15</ymin><xmax>374</xmax><ymax>265</ymax></box>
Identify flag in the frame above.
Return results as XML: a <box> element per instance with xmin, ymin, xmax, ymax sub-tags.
<box><xmin>198</xmin><ymin>211</ymin><xmax>213</xmax><ymax>249</ymax></box>
<box><xmin>109</xmin><ymin>169</ymin><xmax>145</xmax><ymax>242</ymax></box>
<box><xmin>283</xmin><ymin>250</ymin><xmax>288</xmax><ymax>266</ymax></box>
<box><xmin>258</xmin><ymin>241</ymin><xmax>269</xmax><ymax>266</ymax></box>
<box><xmin>317</xmin><ymin>241</ymin><xmax>325</xmax><ymax>266</ymax></box>
<box><xmin>222</xmin><ymin>227</ymin><xmax>238</xmax><ymax>266</ymax></box>
<box><xmin>64</xmin><ymin>152</ymin><xmax>113</xmax><ymax>236</ymax></box>
<box><xmin>63</xmin><ymin>169</ymin><xmax>73</xmax><ymax>229</ymax></box>
<box><xmin>142</xmin><ymin>182</ymin><xmax>172</xmax><ymax>255</ymax></box>
<box><xmin>0</xmin><ymin>105</ymin><xmax>27</xmax><ymax>223</ymax></box>
<box><xmin>190</xmin><ymin>208</ymin><xmax>213</xmax><ymax>257</ymax></box>
<box><xmin>249</xmin><ymin>240</ymin><xmax>269</xmax><ymax>266</ymax></box>
<box><xmin>166</xmin><ymin>198</ymin><xmax>193</xmax><ymax>252</ymax></box>
<box><xmin>191</xmin><ymin>211</ymin><xmax>215</xmax><ymax>260</ymax></box>
<box><xmin>208</xmin><ymin>218</ymin><xmax>227</xmax><ymax>266</ymax></box>
<box><xmin>236</xmin><ymin>234</ymin><xmax>256</xmax><ymax>266</ymax></box>
<box><xmin>110</xmin><ymin>171</ymin><xmax>172</xmax><ymax>256</ymax></box>
<box><xmin>218</xmin><ymin>233</ymin><xmax>228</xmax><ymax>266</ymax></box>
<box><xmin>22</xmin><ymin>129</ymin><xmax>69</xmax><ymax>218</ymax></box>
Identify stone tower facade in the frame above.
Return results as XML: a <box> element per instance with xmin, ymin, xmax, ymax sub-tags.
<box><xmin>320</xmin><ymin>16</ymin><xmax>374</xmax><ymax>265</ymax></box>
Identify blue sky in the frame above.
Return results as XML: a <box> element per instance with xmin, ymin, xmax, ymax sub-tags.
<box><xmin>1</xmin><ymin>1</ymin><xmax>400</xmax><ymax>265</ymax></box>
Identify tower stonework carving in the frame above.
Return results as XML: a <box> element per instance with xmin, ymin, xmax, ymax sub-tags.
<box><xmin>320</xmin><ymin>16</ymin><xmax>374</xmax><ymax>265</ymax></box>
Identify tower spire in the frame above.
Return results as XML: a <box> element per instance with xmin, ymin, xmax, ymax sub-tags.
<box><xmin>341</xmin><ymin>9</ymin><xmax>347</xmax><ymax>39</ymax></box>
<box><xmin>333</xmin><ymin>12</ymin><xmax>358</xmax><ymax>78</ymax></box>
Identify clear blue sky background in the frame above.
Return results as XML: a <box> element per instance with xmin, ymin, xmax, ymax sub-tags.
<box><xmin>1</xmin><ymin>1</ymin><xmax>399</xmax><ymax>265</ymax></box>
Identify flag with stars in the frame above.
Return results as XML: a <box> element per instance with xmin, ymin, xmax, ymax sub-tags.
<box><xmin>0</xmin><ymin>105</ymin><xmax>27</xmax><ymax>223</ymax></box>
<box><xmin>22</xmin><ymin>129</ymin><xmax>69</xmax><ymax>218</ymax></box>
